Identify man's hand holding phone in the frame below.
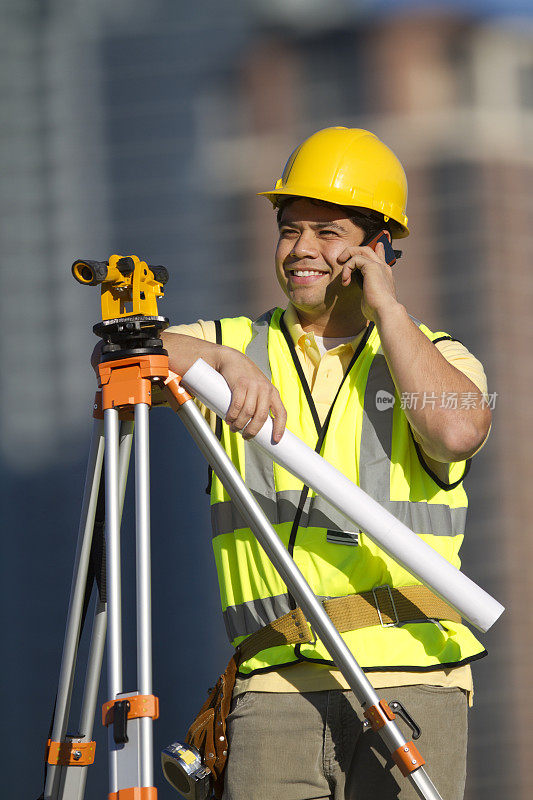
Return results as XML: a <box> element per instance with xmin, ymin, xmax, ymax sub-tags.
<box><xmin>336</xmin><ymin>232</ymin><xmax>400</xmax><ymax>324</ymax></box>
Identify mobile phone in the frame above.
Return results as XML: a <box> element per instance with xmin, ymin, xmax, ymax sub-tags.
<box><xmin>350</xmin><ymin>230</ymin><xmax>402</xmax><ymax>289</ymax></box>
<box><xmin>365</xmin><ymin>231</ymin><xmax>401</xmax><ymax>266</ymax></box>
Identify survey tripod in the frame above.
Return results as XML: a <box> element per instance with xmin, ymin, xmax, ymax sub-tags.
<box><xmin>40</xmin><ymin>254</ymin><xmax>447</xmax><ymax>800</ymax></box>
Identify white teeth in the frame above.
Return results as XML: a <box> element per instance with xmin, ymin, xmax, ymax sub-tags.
<box><xmin>291</xmin><ymin>270</ymin><xmax>324</xmax><ymax>277</ymax></box>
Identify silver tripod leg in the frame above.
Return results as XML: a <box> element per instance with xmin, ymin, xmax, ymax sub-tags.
<box><xmin>135</xmin><ymin>403</ymin><xmax>154</xmax><ymax>787</ymax></box>
<box><xmin>173</xmin><ymin>396</ymin><xmax>444</xmax><ymax>800</ymax></box>
<box><xmin>45</xmin><ymin>418</ymin><xmax>133</xmax><ymax>800</ymax></box>
<box><xmin>105</xmin><ymin>407</ymin><xmax>123</xmax><ymax>794</ymax></box>
<box><xmin>73</xmin><ymin>421</ymin><xmax>133</xmax><ymax>800</ymax></box>
<box><xmin>106</xmin><ymin>403</ymin><xmax>155</xmax><ymax>795</ymax></box>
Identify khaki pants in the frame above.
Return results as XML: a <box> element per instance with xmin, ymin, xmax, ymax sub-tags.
<box><xmin>223</xmin><ymin>685</ymin><xmax>467</xmax><ymax>800</ymax></box>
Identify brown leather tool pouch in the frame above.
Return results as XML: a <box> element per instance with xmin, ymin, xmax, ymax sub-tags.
<box><xmin>185</xmin><ymin>654</ymin><xmax>238</xmax><ymax>799</ymax></box>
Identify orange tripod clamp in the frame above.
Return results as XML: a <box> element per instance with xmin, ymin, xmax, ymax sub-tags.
<box><xmin>163</xmin><ymin>370</ymin><xmax>193</xmax><ymax>408</ymax></box>
<box><xmin>98</xmin><ymin>353</ymin><xmax>170</xmax><ymax>411</ymax></box>
<box><xmin>392</xmin><ymin>741</ymin><xmax>426</xmax><ymax>776</ymax></box>
<box><xmin>108</xmin><ymin>788</ymin><xmax>157</xmax><ymax>799</ymax></box>
<box><xmin>92</xmin><ymin>359</ymin><xmax>193</xmax><ymax>420</ymax></box>
<box><xmin>46</xmin><ymin>738</ymin><xmax>96</xmax><ymax>766</ymax></box>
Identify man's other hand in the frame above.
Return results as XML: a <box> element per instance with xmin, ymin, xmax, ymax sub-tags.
<box><xmin>215</xmin><ymin>347</ymin><xmax>287</xmax><ymax>443</ymax></box>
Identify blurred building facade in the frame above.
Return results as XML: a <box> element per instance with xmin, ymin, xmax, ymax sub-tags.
<box><xmin>2</xmin><ymin>1</ymin><xmax>532</xmax><ymax>798</ymax></box>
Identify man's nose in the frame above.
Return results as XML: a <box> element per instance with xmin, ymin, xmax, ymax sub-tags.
<box><xmin>289</xmin><ymin>232</ymin><xmax>318</xmax><ymax>259</ymax></box>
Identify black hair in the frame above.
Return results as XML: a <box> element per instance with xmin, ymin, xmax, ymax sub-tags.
<box><xmin>276</xmin><ymin>197</ymin><xmax>393</xmax><ymax>243</ymax></box>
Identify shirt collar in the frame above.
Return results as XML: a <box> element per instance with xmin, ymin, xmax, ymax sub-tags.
<box><xmin>281</xmin><ymin>303</ymin><xmax>367</xmax><ymax>353</ymax></box>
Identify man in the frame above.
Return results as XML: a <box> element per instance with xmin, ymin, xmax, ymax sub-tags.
<box><xmin>161</xmin><ymin>127</ymin><xmax>491</xmax><ymax>800</ymax></box>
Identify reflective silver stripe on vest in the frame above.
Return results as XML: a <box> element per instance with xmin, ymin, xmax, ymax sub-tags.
<box><xmin>239</xmin><ymin>310</ymin><xmax>277</xmax><ymax>509</ymax></box>
<box><xmin>245</xmin><ymin>310</ymin><xmax>274</xmax><ymax>379</ymax></box>
<box><xmin>212</xmin><ymin>492</ymin><xmax>466</xmax><ymax>539</ymax></box>
<box><xmin>358</xmin><ymin>350</ymin><xmax>466</xmax><ymax>537</ymax></box>
<box><xmin>223</xmin><ymin>591</ymin><xmax>328</xmax><ymax>642</ymax></box>
<box><xmin>359</xmin><ymin>352</ymin><xmax>396</xmax><ymax>498</ymax></box>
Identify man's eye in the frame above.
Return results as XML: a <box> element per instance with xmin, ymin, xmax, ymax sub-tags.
<box><xmin>280</xmin><ymin>228</ymin><xmax>298</xmax><ymax>237</ymax></box>
<box><xmin>319</xmin><ymin>229</ymin><xmax>339</xmax><ymax>237</ymax></box>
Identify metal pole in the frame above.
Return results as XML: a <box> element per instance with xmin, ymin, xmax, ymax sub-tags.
<box><xmin>118</xmin><ymin>421</ymin><xmax>134</xmax><ymax>501</ymax></box>
<box><xmin>104</xmin><ymin>407</ymin><xmax>122</xmax><ymax>793</ymax></box>
<box><xmin>43</xmin><ymin>419</ymin><xmax>133</xmax><ymax>800</ymax></box>
<box><xmin>174</xmin><ymin>396</ymin><xmax>443</xmax><ymax>800</ymax></box>
<box><xmin>134</xmin><ymin>403</ymin><xmax>154</xmax><ymax>787</ymax></box>
<box><xmin>78</xmin><ymin>598</ymin><xmax>106</xmax><ymax>722</ymax></box>
<box><xmin>79</xmin><ymin>421</ymin><xmax>133</xmax><ymax>739</ymax></box>
<box><xmin>44</xmin><ymin>420</ymin><xmax>105</xmax><ymax>800</ymax></box>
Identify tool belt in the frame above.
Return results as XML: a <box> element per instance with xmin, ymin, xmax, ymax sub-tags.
<box><xmin>186</xmin><ymin>654</ymin><xmax>237</xmax><ymax>799</ymax></box>
<box><xmin>186</xmin><ymin>585</ymin><xmax>459</xmax><ymax>797</ymax></box>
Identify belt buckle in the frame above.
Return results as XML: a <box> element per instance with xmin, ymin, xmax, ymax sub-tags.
<box><xmin>372</xmin><ymin>585</ymin><xmax>399</xmax><ymax>628</ymax></box>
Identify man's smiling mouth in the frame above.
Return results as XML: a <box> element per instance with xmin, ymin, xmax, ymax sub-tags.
<box><xmin>288</xmin><ymin>269</ymin><xmax>328</xmax><ymax>277</ymax></box>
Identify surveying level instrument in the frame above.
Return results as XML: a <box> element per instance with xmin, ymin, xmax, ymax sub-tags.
<box><xmin>72</xmin><ymin>255</ymin><xmax>169</xmax><ymax>320</ymax></box>
<box><xmin>39</xmin><ymin>251</ymin><xmax>494</xmax><ymax>800</ymax></box>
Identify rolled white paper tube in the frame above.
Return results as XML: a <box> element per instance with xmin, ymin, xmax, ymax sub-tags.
<box><xmin>182</xmin><ymin>359</ymin><xmax>504</xmax><ymax>632</ymax></box>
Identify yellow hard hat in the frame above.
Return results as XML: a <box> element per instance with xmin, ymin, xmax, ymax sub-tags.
<box><xmin>258</xmin><ymin>127</ymin><xmax>409</xmax><ymax>238</ymax></box>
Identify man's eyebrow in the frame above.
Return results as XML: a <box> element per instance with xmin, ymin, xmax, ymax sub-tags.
<box><xmin>309</xmin><ymin>221</ymin><xmax>347</xmax><ymax>231</ymax></box>
<box><xmin>278</xmin><ymin>220</ymin><xmax>348</xmax><ymax>231</ymax></box>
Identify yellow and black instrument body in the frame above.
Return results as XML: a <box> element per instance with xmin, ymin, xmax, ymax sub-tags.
<box><xmin>72</xmin><ymin>254</ymin><xmax>168</xmax><ymax>320</ymax></box>
<box><xmin>72</xmin><ymin>254</ymin><xmax>169</xmax><ymax>360</ymax></box>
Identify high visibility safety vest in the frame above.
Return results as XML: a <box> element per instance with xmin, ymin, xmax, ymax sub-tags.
<box><xmin>210</xmin><ymin>308</ymin><xmax>486</xmax><ymax>675</ymax></box>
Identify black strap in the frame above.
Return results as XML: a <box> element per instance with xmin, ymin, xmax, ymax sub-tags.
<box><xmin>206</xmin><ymin>320</ymin><xmax>223</xmax><ymax>494</ymax></box>
<box><xmin>431</xmin><ymin>334</ymin><xmax>465</xmax><ymax>346</ymax></box>
<box><xmin>409</xmin><ymin>427</ymin><xmax>471</xmax><ymax>491</ymax></box>
<box><xmin>279</xmin><ymin>314</ymin><xmax>321</xmax><ymax>434</ymax></box>
<box><xmin>278</xmin><ymin>313</ymin><xmax>373</xmax><ymax>440</ymax></box>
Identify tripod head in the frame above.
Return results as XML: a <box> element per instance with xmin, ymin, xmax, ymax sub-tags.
<box><xmin>73</xmin><ymin>254</ymin><xmax>170</xmax><ymax>359</ymax></box>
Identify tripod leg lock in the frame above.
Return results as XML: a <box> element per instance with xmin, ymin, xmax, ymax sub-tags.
<box><xmin>363</xmin><ymin>699</ymin><xmax>396</xmax><ymax>731</ymax></box>
<box><xmin>46</xmin><ymin>737</ymin><xmax>96</xmax><ymax>766</ymax></box>
<box><xmin>112</xmin><ymin>700</ymin><xmax>131</xmax><ymax>744</ymax></box>
<box><xmin>102</xmin><ymin>694</ymin><xmax>160</xmax><ymax>729</ymax></box>
<box><xmin>389</xmin><ymin>700</ymin><xmax>422</xmax><ymax>739</ymax></box>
